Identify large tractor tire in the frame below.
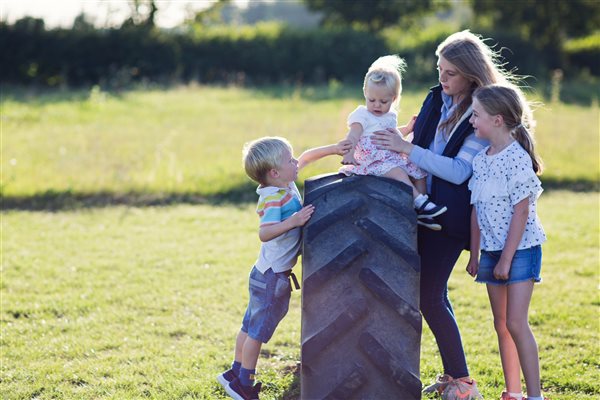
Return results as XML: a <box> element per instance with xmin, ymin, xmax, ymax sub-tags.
<box><xmin>300</xmin><ymin>173</ymin><xmax>422</xmax><ymax>400</ymax></box>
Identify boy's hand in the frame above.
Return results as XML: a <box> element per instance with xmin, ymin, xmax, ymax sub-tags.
<box><xmin>399</xmin><ymin>115</ymin><xmax>417</xmax><ymax>136</ymax></box>
<box><xmin>341</xmin><ymin>151</ymin><xmax>359</xmax><ymax>166</ymax></box>
<box><xmin>335</xmin><ymin>139</ymin><xmax>353</xmax><ymax>155</ymax></box>
<box><xmin>289</xmin><ymin>205</ymin><xmax>315</xmax><ymax>227</ymax></box>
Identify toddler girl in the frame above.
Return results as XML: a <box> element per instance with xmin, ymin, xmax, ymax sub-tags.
<box><xmin>466</xmin><ymin>84</ymin><xmax>547</xmax><ymax>400</ymax></box>
<box><xmin>340</xmin><ymin>55</ymin><xmax>446</xmax><ymax>229</ymax></box>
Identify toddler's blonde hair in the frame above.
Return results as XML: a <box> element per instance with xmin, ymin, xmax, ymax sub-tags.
<box><xmin>363</xmin><ymin>55</ymin><xmax>406</xmax><ymax>109</ymax></box>
<box><xmin>242</xmin><ymin>136</ymin><xmax>293</xmax><ymax>185</ymax></box>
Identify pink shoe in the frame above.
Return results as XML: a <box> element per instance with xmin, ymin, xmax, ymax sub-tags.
<box><xmin>441</xmin><ymin>377</ymin><xmax>483</xmax><ymax>400</ymax></box>
<box><xmin>422</xmin><ymin>374</ymin><xmax>453</xmax><ymax>395</ymax></box>
<box><xmin>501</xmin><ymin>392</ymin><xmax>521</xmax><ymax>400</ymax></box>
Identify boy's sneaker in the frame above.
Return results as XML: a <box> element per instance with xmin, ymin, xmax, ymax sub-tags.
<box><xmin>417</xmin><ymin>200</ymin><xmax>447</xmax><ymax>219</ymax></box>
<box><xmin>423</xmin><ymin>374</ymin><xmax>453</xmax><ymax>394</ymax></box>
<box><xmin>226</xmin><ymin>377</ymin><xmax>262</xmax><ymax>400</ymax></box>
<box><xmin>217</xmin><ymin>369</ymin><xmax>237</xmax><ymax>391</ymax></box>
<box><xmin>418</xmin><ymin>218</ymin><xmax>442</xmax><ymax>231</ymax></box>
<box><xmin>441</xmin><ymin>377</ymin><xmax>483</xmax><ymax>400</ymax></box>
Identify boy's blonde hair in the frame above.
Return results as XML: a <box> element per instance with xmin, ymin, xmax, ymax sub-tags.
<box><xmin>242</xmin><ymin>136</ymin><xmax>293</xmax><ymax>185</ymax></box>
<box><xmin>363</xmin><ymin>55</ymin><xmax>406</xmax><ymax>109</ymax></box>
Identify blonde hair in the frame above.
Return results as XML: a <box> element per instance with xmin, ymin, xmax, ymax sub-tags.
<box><xmin>363</xmin><ymin>55</ymin><xmax>406</xmax><ymax>109</ymax></box>
<box><xmin>242</xmin><ymin>136</ymin><xmax>293</xmax><ymax>185</ymax></box>
<box><xmin>436</xmin><ymin>30</ymin><xmax>517</xmax><ymax>135</ymax></box>
<box><xmin>473</xmin><ymin>84</ymin><xmax>543</xmax><ymax>174</ymax></box>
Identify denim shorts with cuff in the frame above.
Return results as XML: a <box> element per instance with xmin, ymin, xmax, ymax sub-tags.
<box><xmin>476</xmin><ymin>245</ymin><xmax>542</xmax><ymax>286</ymax></box>
<box><xmin>241</xmin><ymin>266</ymin><xmax>292</xmax><ymax>343</ymax></box>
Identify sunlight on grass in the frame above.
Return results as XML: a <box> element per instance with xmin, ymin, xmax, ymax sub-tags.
<box><xmin>2</xmin><ymin>85</ymin><xmax>598</xmax><ymax>200</ymax></box>
<box><xmin>2</xmin><ymin>191</ymin><xmax>598</xmax><ymax>399</ymax></box>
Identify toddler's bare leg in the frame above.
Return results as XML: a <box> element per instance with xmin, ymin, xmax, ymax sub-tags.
<box><xmin>383</xmin><ymin>167</ymin><xmax>419</xmax><ymax>199</ymax></box>
<box><xmin>413</xmin><ymin>177</ymin><xmax>427</xmax><ymax>196</ymax></box>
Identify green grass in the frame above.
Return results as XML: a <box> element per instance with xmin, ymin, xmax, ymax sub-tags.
<box><xmin>2</xmin><ymin>191</ymin><xmax>598</xmax><ymax>399</ymax></box>
<box><xmin>2</xmin><ymin>85</ymin><xmax>598</xmax><ymax>202</ymax></box>
<box><xmin>1</xmin><ymin>85</ymin><xmax>599</xmax><ymax>398</ymax></box>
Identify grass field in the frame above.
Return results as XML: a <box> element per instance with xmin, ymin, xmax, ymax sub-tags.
<box><xmin>1</xmin><ymin>85</ymin><xmax>599</xmax><ymax>399</ymax></box>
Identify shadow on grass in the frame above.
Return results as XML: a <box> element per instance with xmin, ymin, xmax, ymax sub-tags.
<box><xmin>1</xmin><ymin>177</ymin><xmax>597</xmax><ymax>212</ymax></box>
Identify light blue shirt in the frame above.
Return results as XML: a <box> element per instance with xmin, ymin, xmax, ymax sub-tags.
<box><xmin>409</xmin><ymin>92</ymin><xmax>488</xmax><ymax>192</ymax></box>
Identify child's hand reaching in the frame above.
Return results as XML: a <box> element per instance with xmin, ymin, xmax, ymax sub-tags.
<box><xmin>341</xmin><ymin>151</ymin><xmax>359</xmax><ymax>166</ymax></box>
<box><xmin>288</xmin><ymin>205</ymin><xmax>315</xmax><ymax>228</ymax></box>
<box><xmin>335</xmin><ymin>139</ymin><xmax>353</xmax><ymax>155</ymax></box>
<box><xmin>399</xmin><ymin>115</ymin><xmax>418</xmax><ymax>136</ymax></box>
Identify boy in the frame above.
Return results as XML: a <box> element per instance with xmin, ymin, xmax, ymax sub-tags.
<box><xmin>219</xmin><ymin>136</ymin><xmax>350</xmax><ymax>400</ymax></box>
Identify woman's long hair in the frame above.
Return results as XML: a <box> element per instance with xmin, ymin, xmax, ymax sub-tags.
<box><xmin>436</xmin><ymin>30</ymin><xmax>521</xmax><ymax>136</ymax></box>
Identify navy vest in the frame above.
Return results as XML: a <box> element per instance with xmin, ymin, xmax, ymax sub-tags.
<box><xmin>412</xmin><ymin>85</ymin><xmax>474</xmax><ymax>243</ymax></box>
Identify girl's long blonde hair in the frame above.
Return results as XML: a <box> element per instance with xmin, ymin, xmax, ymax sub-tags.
<box><xmin>436</xmin><ymin>30</ymin><xmax>519</xmax><ymax>135</ymax></box>
<box><xmin>473</xmin><ymin>84</ymin><xmax>543</xmax><ymax>174</ymax></box>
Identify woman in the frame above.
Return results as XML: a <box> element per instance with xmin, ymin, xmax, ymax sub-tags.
<box><xmin>373</xmin><ymin>30</ymin><xmax>517</xmax><ymax>400</ymax></box>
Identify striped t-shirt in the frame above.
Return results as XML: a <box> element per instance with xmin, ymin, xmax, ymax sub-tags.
<box><xmin>254</xmin><ymin>182</ymin><xmax>303</xmax><ymax>273</ymax></box>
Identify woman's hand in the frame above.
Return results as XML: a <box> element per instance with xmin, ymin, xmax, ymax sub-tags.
<box><xmin>371</xmin><ymin>128</ymin><xmax>414</xmax><ymax>155</ymax></box>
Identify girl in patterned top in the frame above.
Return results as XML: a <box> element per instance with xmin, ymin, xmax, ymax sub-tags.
<box><xmin>339</xmin><ymin>55</ymin><xmax>447</xmax><ymax>227</ymax></box>
<box><xmin>466</xmin><ymin>84</ymin><xmax>548</xmax><ymax>400</ymax></box>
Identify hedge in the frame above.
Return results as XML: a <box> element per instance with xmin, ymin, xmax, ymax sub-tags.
<box><xmin>0</xmin><ymin>21</ymin><xmax>596</xmax><ymax>88</ymax></box>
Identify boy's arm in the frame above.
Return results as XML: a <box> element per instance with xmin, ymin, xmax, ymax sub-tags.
<box><xmin>341</xmin><ymin>123</ymin><xmax>363</xmax><ymax>165</ymax></box>
<box><xmin>466</xmin><ymin>206</ymin><xmax>480</xmax><ymax>277</ymax></box>
<box><xmin>258</xmin><ymin>204</ymin><xmax>315</xmax><ymax>242</ymax></box>
<box><xmin>297</xmin><ymin>139</ymin><xmax>352</xmax><ymax>170</ymax></box>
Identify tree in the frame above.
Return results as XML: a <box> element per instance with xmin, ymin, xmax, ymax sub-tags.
<box><xmin>121</xmin><ymin>0</ymin><xmax>158</xmax><ymax>28</ymax></box>
<box><xmin>303</xmin><ymin>0</ymin><xmax>447</xmax><ymax>31</ymax></box>
<box><xmin>472</xmin><ymin>0</ymin><xmax>600</xmax><ymax>68</ymax></box>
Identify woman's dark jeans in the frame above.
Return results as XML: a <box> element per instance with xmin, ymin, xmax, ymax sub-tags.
<box><xmin>418</xmin><ymin>226</ymin><xmax>470</xmax><ymax>379</ymax></box>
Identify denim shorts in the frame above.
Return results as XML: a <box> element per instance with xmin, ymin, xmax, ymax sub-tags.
<box><xmin>476</xmin><ymin>245</ymin><xmax>542</xmax><ymax>286</ymax></box>
<box><xmin>241</xmin><ymin>266</ymin><xmax>292</xmax><ymax>343</ymax></box>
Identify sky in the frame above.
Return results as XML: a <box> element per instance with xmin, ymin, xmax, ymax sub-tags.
<box><xmin>0</xmin><ymin>0</ymin><xmax>250</xmax><ymax>29</ymax></box>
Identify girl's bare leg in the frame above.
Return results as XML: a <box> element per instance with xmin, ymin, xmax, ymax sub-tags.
<box><xmin>506</xmin><ymin>281</ymin><xmax>541</xmax><ymax>397</ymax></box>
<box><xmin>487</xmin><ymin>284</ymin><xmax>523</xmax><ymax>394</ymax></box>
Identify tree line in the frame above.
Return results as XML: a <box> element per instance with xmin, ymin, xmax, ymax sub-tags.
<box><xmin>1</xmin><ymin>0</ymin><xmax>598</xmax><ymax>88</ymax></box>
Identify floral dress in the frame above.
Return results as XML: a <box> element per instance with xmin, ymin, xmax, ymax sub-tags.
<box><xmin>339</xmin><ymin>106</ymin><xmax>427</xmax><ymax>179</ymax></box>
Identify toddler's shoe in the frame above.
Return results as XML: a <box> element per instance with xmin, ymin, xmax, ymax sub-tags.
<box><xmin>417</xmin><ymin>200</ymin><xmax>447</xmax><ymax>219</ymax></box>
<box><xmin>423</xmin><ymin>373</ymin><xmax>453</xmax><ymax>395</ymax></box>
<box><xmin>217</xmin><ymin>368</ymin><xmax>237</xmax><ymax>391</ymax></box>
<box><xmin>226</xmin><ymin>377</ymin><xmax>262</xmax><ymax>400</ymax></box>
<box><xmin>417</xmin><ymin>217</ymin><xmax>442</xmax><ymax>231</ymax></box>
<box><xmin>501</xmin><ymin>391</ymin><xmax>523</xmax><ymax>400</ymax></box>
<box><xmin>441</xmin><ymin>377</ymin><xmax>483</xmax><ymax>400</ymax></box>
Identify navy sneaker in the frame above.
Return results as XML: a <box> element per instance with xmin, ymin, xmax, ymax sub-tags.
<box><xmin>217</xmin><ymin>369</ymin><xmax>237</xmax><ymax>391</ymax></box>
<box><xmin>418</xmin><ymin>218</ymin><xmax>442</xmax><ymax>231</ymax></box>
<box><xmin>416</xmin><ymin>200</ymin><xmax>447</xmax><ymax>219</ymax></box>
<box><xmin>226</xmin><ymin>377</ymin><xmax>262</xmax><ymax>400</ymax></box>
